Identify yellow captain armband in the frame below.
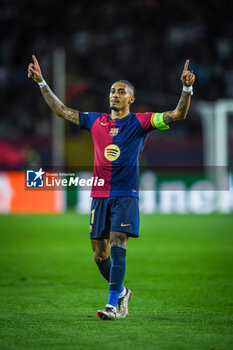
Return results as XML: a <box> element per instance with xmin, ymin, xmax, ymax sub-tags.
<box><xmin>151</xmin><ymin>113</ymin><xmax>169</xmax><ymax>130</ymax></box>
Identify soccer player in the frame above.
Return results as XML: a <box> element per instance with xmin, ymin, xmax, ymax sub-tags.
<box><xmin>28</xmin><ymin>55</ymin><xmax>195</xmax><ymax>320</ymax></box>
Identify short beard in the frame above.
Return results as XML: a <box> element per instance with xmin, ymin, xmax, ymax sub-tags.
<box><xmin>110</xmin><ymin>106</ymin><xmax>120</xmax><ymax>112</ymax></box>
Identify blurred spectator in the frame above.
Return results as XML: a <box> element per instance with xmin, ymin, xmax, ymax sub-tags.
<box><xmin>0</xmin><ymin>0</ymin><xmax>232</xmax><ymax>168</ymax></box>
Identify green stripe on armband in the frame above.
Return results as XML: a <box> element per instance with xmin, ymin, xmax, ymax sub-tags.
<box><xmin>151</xmin><ymin>113</ymin><xmax>169</xmax><ymax>130</ymax></box>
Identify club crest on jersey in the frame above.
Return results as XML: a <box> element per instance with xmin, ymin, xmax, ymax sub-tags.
<box><xmin>109</xmin><ymin>128</ymin><xmax>119</xmax><ymax>136</ymax></box>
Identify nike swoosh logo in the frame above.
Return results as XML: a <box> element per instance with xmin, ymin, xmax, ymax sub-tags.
<box><xmin>101</xmin><ymin>122</ymin><xmax>107</xmax><ymax>125</ymax></box>
<box><xmin>121</xmin><ymin>223</ymin><xmax>130</xmax><ymax>227</ymax></box>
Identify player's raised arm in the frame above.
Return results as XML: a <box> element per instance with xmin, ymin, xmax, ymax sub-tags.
<box><xmin>162</xmin><ymin>59</ymin><xmax>195</xmax><ymax>125</ymax></box>
<box><xmin>28</xmin><ymin>55</ymin><xmax>79</xmax><ymax>125</ymax></box>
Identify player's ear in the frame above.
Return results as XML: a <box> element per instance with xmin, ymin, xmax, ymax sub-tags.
<box><xmin>129</xmin><ymin>96</ymin><xmax>135</xmax><ymax>105</ymax></box>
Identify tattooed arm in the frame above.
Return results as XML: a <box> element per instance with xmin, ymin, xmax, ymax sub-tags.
<box><xmin>28</xmin><ymin>55</ymin><xmax>79</xmax><ymax>125</ymax></box>
<box><xmin>163</xmin><ymin>91</ymin><xmax>191</xmax><ymax>124</ymax></box>
<box><xmin>163</xmin><ymin>59</ymin><xmax>195</xmax><ymax>125</ymax></box>
<box><xmin>40</xmin><ymin>85</ymin><xmax>79</xmax><ymax>124</ymax></box>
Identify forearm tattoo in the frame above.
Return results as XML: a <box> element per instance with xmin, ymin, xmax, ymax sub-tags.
<box><xmin>177</xmin><ymin>91</ymin><xmax>191</xmax><ymax>116</ymax></box>
<box><xmin>163</xmin><ymin>111</ymin><xmax>174</xmax><ymax>124</ymax></box>
<box><xmin>163</xmin><ymin>91</ymin><xmax>191</xmax><ymax>125</ymax></box>
<box><xmin>41</xmin><ymin>85</ymin><xmax>79</xmax><ymax>125</ymax></box>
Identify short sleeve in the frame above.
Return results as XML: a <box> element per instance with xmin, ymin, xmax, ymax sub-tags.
<box><xmin>136</xmin><ymin>112</ymin><xmax>155</xmax><ymax>133</ymax></box>
<box><xmin>79</xmin><ymin>112</ymin><xmax>102</xmax><ymax>131</ymax></box>
<box><xmin>136</xmin><ymin>112</ymin><xmax>169</xmax><ymax>133</ymax></box>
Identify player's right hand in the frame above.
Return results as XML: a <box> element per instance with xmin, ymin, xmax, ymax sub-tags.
<box><xmin>28</xmin><ymin>55</ymin><xmax>43</xmax><ymax>83</ymax></box>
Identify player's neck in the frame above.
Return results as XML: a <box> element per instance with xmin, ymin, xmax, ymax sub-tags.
<box><xmin>111</xmin><ymin>108</ymin><xmax>130</xmax><ymax>120</ymax></box>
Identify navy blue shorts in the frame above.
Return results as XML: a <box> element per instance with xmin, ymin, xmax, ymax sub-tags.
<box><xmin>89</xmin><ymin>196</ymin><xmax>139</xmax><ymax>239</ymax></box>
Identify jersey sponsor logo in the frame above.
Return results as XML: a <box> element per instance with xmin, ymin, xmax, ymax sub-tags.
<box><xmin>104</xmin><ymin>144</ymin><xmax>120</xmax><ymax>161</ymax></box>
<box><xmin>121</xmin><ymin>223</ymin><xmax>130</xmax><ymax>227</ymax></box>
<box><xmin>101</xmin><ymin>122</ymin><xmax>107</xmax><ymax>125</ymax></box>
<box><xmin>109</xmin><ymin>128</ymin><xmax>119</xmax><ymax>136</ymax></box>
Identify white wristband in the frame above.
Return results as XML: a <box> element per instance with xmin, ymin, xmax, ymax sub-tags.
<box><xmin>38</xmin><ymin>80</ymin><xmax>47</xmax><ymax>88</ymax></box>
<box><xmin>183</xmin><ymin>85</ymin><xmax>193</xmax><ymax>95</ymax></box>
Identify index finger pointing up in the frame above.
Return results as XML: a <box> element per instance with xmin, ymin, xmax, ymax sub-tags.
<box><xmin>183</xmin><ymin>59</ymin><xmax>190</xmax><ymax>74</ymax></box>
<box><xmin>32</xmin><ymin>55</ymin><xmax>39</xmax><ymax>68</ymax></box>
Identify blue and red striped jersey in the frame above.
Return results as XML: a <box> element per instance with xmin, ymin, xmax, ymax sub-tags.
<box><xmin>79</xmin><ymin>112</ymin><xmax>157</xmax><ymax>197</ymax></box>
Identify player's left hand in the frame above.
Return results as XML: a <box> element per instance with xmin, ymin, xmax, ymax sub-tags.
<box><xmin>28</xmin><ymin>55</ymin><xmax>43</xmax><ymax>83</ymax></box>
<box><xmin>181</xmin><ymin>59</ymin><xmax>195</xmax><ymax>87</ymax></box>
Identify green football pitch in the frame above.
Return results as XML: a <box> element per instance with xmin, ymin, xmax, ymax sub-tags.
<box><xmin>0</xmin><ymin>213</ymin><xmax>233</xmax><ymax>350</ymax></box>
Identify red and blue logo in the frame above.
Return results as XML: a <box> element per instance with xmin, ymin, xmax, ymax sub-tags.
<box><xmin>109</xmin><ymin>128</ymin><xmax>119</xmax><ymax>136</ymax></box>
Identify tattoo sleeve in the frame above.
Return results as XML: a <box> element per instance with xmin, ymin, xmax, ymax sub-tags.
<box><xmin>40</xmin><ymin>85</ymin><xmax>79</xmax><ymax>125</ymax></box>
<box><xmin>163</xmin><ymin>91</ymin><xmax>191</xmax><ymax>125</ymax></box>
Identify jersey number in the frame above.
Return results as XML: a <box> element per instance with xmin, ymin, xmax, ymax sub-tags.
<box><xmin>91</xmin><ymin>209</ymin><xmax>95</xmax><ymax>224</ymax></box>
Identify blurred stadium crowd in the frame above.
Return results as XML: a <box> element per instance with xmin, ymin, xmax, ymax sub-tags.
<box><xmin>0</xmin><ymin>0</ymin><xmax>232</xmax><ymax>169</ymax></box>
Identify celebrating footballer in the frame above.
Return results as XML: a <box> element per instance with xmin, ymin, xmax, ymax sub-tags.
<box><xmin>28</xmin><ymin>55</ymin><xmax>195</xmax><ymax>320</ymax></box>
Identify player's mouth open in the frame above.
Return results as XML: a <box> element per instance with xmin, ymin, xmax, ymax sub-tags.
<box><xmin>111</xmin><ymin>99</ymin><xmax>119</xmax><ymax>104</ymax></box>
